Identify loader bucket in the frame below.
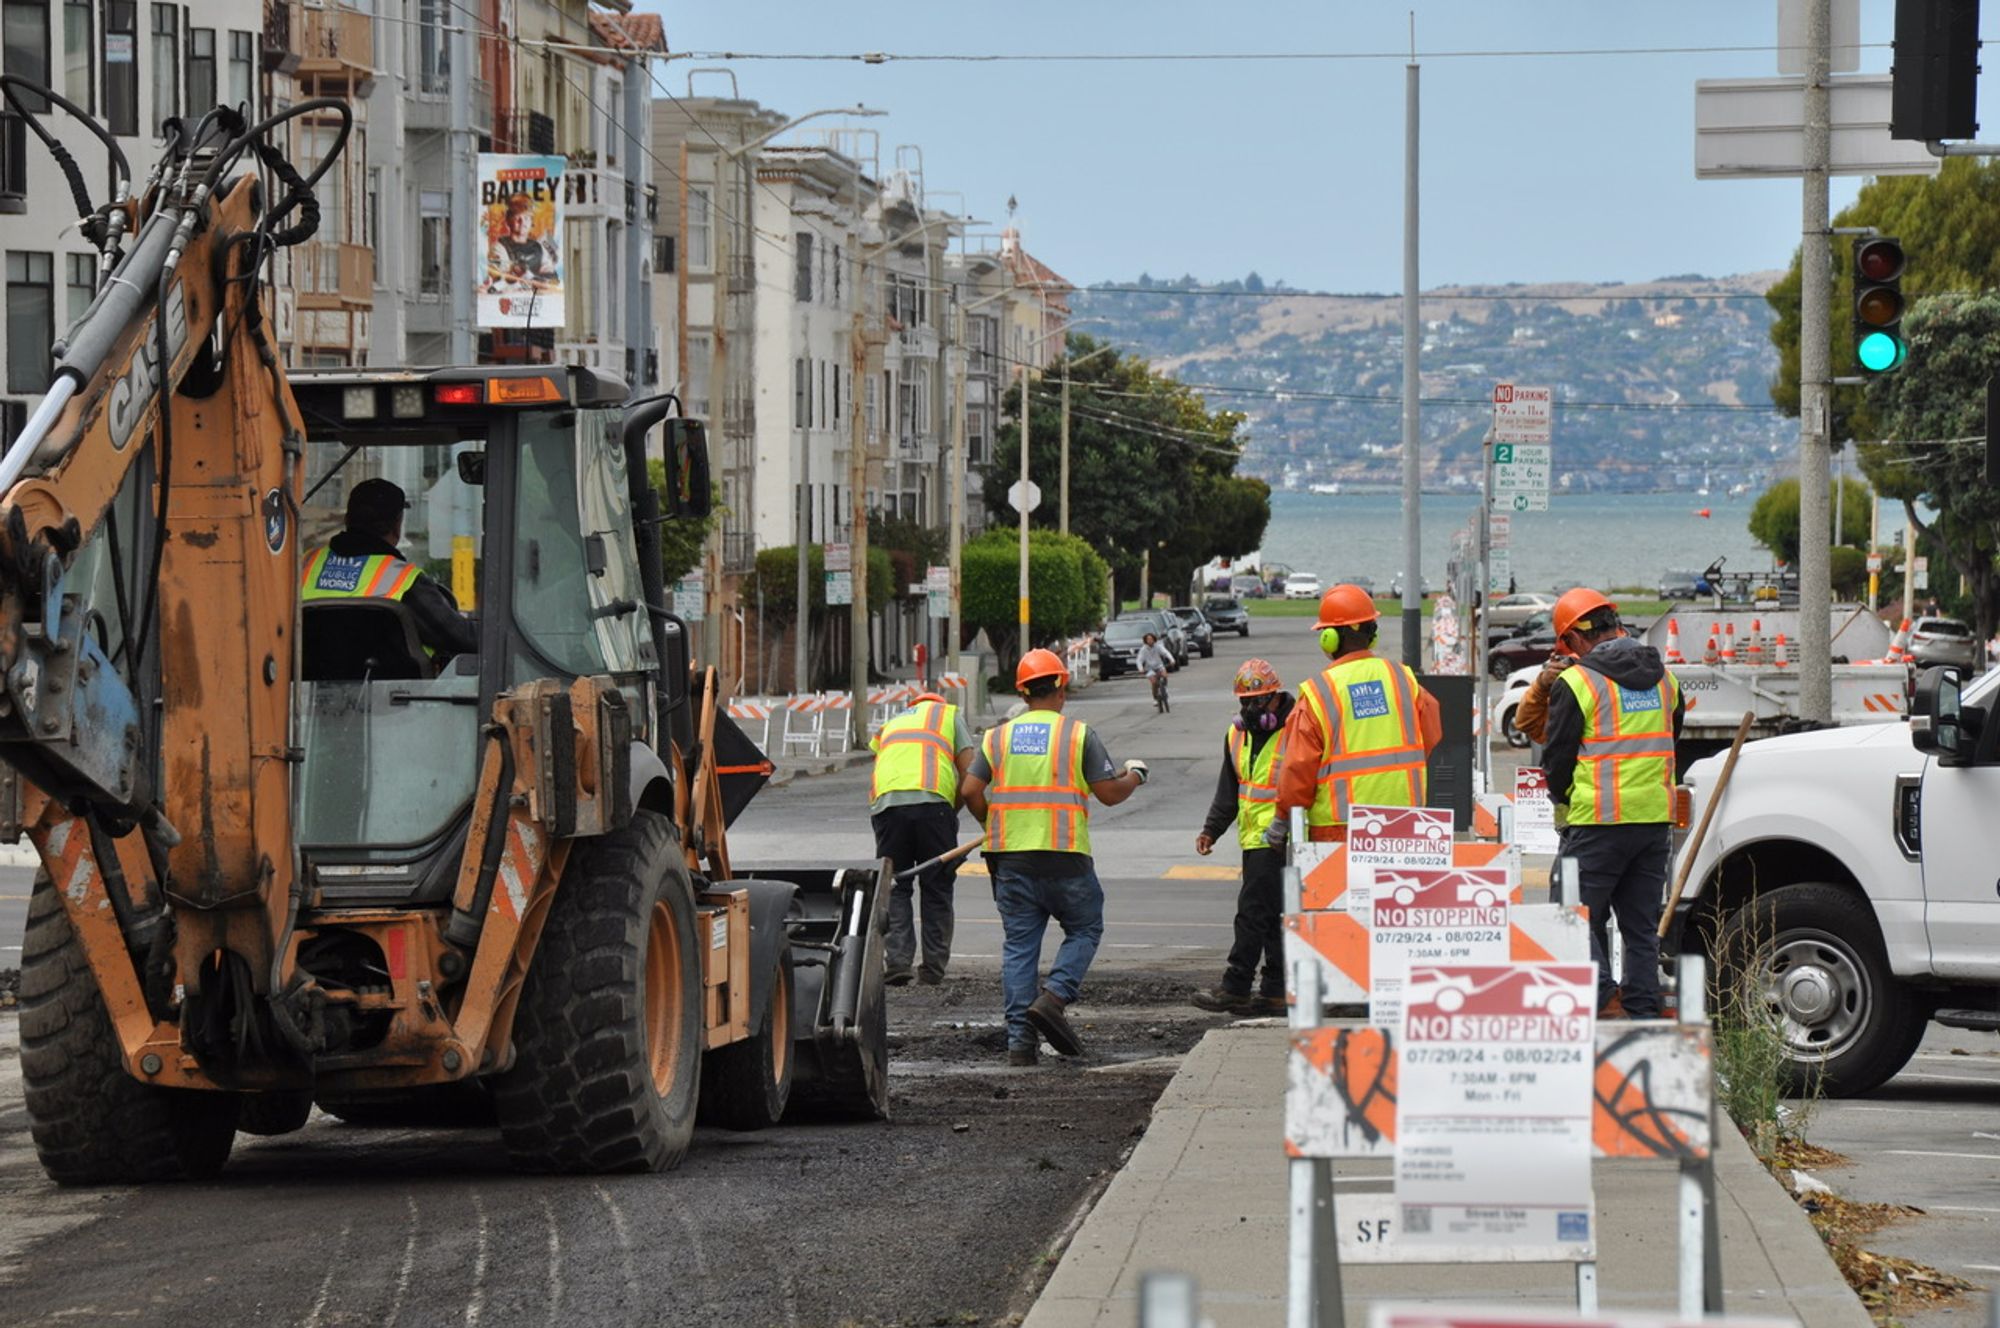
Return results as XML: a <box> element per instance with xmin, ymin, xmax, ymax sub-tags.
<box><xmin>749</xmin><ymin>860</ymin><xmax>891</xmax><ymax>1119</ymax></box>
<box><xmin>711</xmin><ymin>711</ymin><xmax>774</xmax><ymax>828</ymax></box>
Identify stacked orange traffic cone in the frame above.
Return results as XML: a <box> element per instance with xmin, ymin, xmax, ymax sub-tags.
<box><xmin>1773</xmin><ymin>633</ymin><xmax>1790</xmax><ymax>668</ymax></box>
<box><xmin>1720</xmin><ymin>622</ymin><xmax>1738</xmax><ymax>664</ymax></box>
<box><xmin>1664</xmin><ymin>618</ymin><xmax>1685</xmax><ymax>664</ymax></box>
<box><xmin>1703</xmin><ymin>632</ymin><xmax>1720</xmax><ymax>665</ymax></box>
<box><xmin>1745</xmin><ymin>618</ymin><xmax>1766</xmax><ymax>666</ymax></box>
<box><xmin>1887</xmin><ymin>618</ymin><xmax>1913</xmax><ymax>661</ymax></box>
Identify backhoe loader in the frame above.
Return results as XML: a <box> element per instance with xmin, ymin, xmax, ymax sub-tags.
<box><xmin>0</xmin><ymin>86</ymin><xmax>887</xmax><ymax>1180</ymax></box>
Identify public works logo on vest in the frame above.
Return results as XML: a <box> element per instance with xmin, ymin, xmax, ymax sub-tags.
<box><xmin>1009</xmin><ymin>724</ymin><xmax>1051</xmax><ymax>756</ymax></box>
<box><xmin>1619</xmin><ymin>688</ymin><xmax>1662</xmax><ymax>713</ymax></box>
<box><xmin>1346</xmin><ymin>680</ymin><xmax>1390</xmax><ymax>719</ymax></box>
<box><xmin>316</xmin><ymin>555</ymin><xmax>368</xmax><ymax>593</ymax></box>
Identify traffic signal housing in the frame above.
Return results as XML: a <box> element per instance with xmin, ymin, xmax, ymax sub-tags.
<box><xmin>1891</xmin><ymin>0</ymin><xmax>1981</xmax><ymax>143</ymax></box>
<box><xmin>1853</xmin><ymin>237</ymin><xmax>1907</xmax><ymax>375</ymax></box>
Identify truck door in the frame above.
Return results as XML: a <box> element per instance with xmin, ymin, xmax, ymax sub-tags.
<box><xmin>1916</xmin><ymin>672</ymin><xmax>2000</xmax><ymax>976</ymax></box>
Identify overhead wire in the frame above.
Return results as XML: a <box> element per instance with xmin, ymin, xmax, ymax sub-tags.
<box><xmin>668</xmin><ymin>42</ymin><xmax>1898</xmax><ymax>65</ymax></box>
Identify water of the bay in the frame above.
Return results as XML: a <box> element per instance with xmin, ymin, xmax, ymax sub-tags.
<box><xmin>1258</xmin><ymin>490</ymin><xmax>1909</xmax><ymax>595</ymax></box>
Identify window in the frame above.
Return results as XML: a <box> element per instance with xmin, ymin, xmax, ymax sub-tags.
<box><xmin>417</xmin><ymin>0</ymin><xmax>448</xmax><ymax>93</ymax></box>
<box><xmin>226</xmin><ymin>28</ymin><xmax>250</xmax><ymax>107</ymax></box>
<box><xmin>792</xmin><ymin>232</ymin><xmax>812</xmax><ymax>303</ymax></box>
<box><xmin>101</xmin><ymin>1</ymin><xmax>134</xmax><ymax>133</ymax></box>
<box><xmin>832</xmin><ymin>362</ymin><xmax>842</xmax><ymax>425</ymax></box>
<box><xmin>3</xmin><ymin>0</ymin><xmax>49</xmax><ymax>112</ymax></box>
<box><xmin>61</xmin><ymin>0</ymin><xmax>86</xmax><ymax>108</ymax></box>
<box><xmin>63</xmin><ymin>251</ymin><xmax>92</xmax><ymax>325</ymax></box>
<box><xmin>186</xmin><ymin>27</ymin><xmax>213</xmax><ymax>114</ymax></box>
<box><xmin>418</xmin><ymin>190</ymin><xmax>450</xmax><ymax>296</ymax></box>
<box><xmin>685</xmin><ymin>186</ymin><xmax>710</xmax><ymax>271</ymax></box>
<box><xmin>6</xmin><ymin>250</ymin><xmax>53</xmax><ymax>393</ymax></box>
<box><xmin>832</xmin><ymin>243</ymin><xmax>842</xmax><ymax>304</ymax></box>
<box><xmin>365</xmin><ymin>166</ymin><xmax>379</xmax><ymax>250</ymax></box>
<box><xmin>685</xmin><ymin>334</ymin><xmax>710</xmax><ymax>419</ymax></box>
<box><xmin>149</xmin><ymin>4</ymin><xmax>177</xmax><ymax>126</ymax></box>
<box><xmin>651</xmin><ymin>234</ymin><xmax>673</xmax><ymax>273</ymax></box>
<box><xmin>792</xmin><ymin>357</ymin><xmax>806</xmax><ymax>429</ymax></box>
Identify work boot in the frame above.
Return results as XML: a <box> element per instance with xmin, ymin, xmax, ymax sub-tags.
<box><xmin>1251</xmin><ymin>993</ymin><xmax>1288</xmax><ymax>1017</ymax></box>
<box><xmin>918</xmin><ymin>967</ymin><xmax>946</xmax><ymax>987</ymax></box>
<box><xmin>1026</xmin><ymin>990</ymin><xmax>1085</xmax><ymax>1057</ymax></box>
<box><xmin>885</xmin><ymin>965</ymin><xmax>914</xmax><ymax>988</ymax></box>
<box><xmin>1007</xmin><ymin>1044</ymin><xmax>1039</xmax><ymax>1067</ymax></box>
<box><xmin>1190</xmin><ymin>986</ymin><xmax>1256</xmax><ymax>1015</ymax></box>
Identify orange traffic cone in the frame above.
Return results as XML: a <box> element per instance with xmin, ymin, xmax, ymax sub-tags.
<box><xmin>1888</xmin><ymin>617</ymin><xmax>1913</xmax><ymax>661</ymax></box>
<box><xmin>1703</xmin><ymin>632</ymin><xmax>1720</xmax><ymax>666</ymax></box>
<box><xmin>1745</xmin><ymin>618</ymin><xmax>1765</xmax><ymax>666</ymax></box>
<box><xmin>1664</xmin><ymin>618</ymin><xmax>1685</xmax><ymax>664</ymax></box>
<box><xmin>1774</xmin><ymin>632</ymin><xmax>1790</xmax><ymax>668</ymax></box>
<box><xmin>1720</xmin><ymin>622</ymin><xmax>1738</xmax><ymax>664</ymax></box>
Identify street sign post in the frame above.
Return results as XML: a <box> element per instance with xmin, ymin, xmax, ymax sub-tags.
<box><xmin>1491</xmin><ymin>384</ymin><xmax>1553</xmax><ymax>443</ymax></box>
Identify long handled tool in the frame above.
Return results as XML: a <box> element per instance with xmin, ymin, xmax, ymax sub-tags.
<box><xmin>895</xmin><ymin>836</ymin><xmax>987</xmax><ymax>882</ymax></box>
<box><xmin>1658</xmin><ymin>711</ymin><xmax>1755</xmax><ymax>939</ymax></box>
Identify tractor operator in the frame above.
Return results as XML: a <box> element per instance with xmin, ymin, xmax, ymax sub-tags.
<box><xmin>301</xmin><ymin>477</ymin><xmax>479</xmax><ymax>660</ymax></box>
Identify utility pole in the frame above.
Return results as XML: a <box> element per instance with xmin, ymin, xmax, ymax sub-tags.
<box><xmin>849</xmin><ymin>309</ymin><xmax>872</xmax><ymax>740</ymax></box>
<box><xmin>1868</xmin><ymin>482</ymin><xmax>1880</xmax><ymax>612</ymax></box>
<box><xmin>1059</xmin><ymin>357</ymin><xmax>1072</xmax><ymax>535</ymax></box>
<box><xmin>1018</xmin><ymin>360</ymin><xmax>1032</xmax><ymax>652</ymax></box>
<box><xmin>704</xmin><ymin>147</ymin><xmax>729</xmax><ymax>676</ymax></box>
<box><xmin>948</xmin><ymin>304</ymin><xmax>967</xmax><ymax>677</ymax></box>
<box><xmin>1399</xmin><ymin>39</ymin><xmax>1423</xmax><ymax>669</ymax></box>
<box><xmin>1797</xmin><ymin>0</ymin><xmax>1834</xmax><ymax>724</ymax></box>
<box><xmin>447</xmin><ymin>15</ymin><xmax>474</xmax><ymax>363</ymax></box>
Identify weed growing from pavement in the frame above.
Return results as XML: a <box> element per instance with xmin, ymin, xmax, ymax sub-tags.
<box><xmin>1710</xmin><ymin>897</ymin><xmax>1819</xmax><ymax>1161</ymax></box>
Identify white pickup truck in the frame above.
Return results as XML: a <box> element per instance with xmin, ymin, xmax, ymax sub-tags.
<box><xmin>1672</xmin><ymin>664</ymin><xmax>2000</xmax><ymax>1095</ymax></box>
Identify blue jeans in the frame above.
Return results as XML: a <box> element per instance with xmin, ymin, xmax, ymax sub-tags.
<box><xmin>991</xmin><ymin>857</ymin><xmax>1105</xmax><ymax>1051</ymax></box>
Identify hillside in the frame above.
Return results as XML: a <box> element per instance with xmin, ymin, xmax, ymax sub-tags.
<box><xmin>1070</xmin><ymin>272</ymin><xmax>1792</xmax><ymax>495</ymax></box>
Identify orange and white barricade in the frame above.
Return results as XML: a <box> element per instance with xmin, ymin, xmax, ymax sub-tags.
<box><xmin>726</xmin><ymin>697</ymin><xmax>775</xmax><ymax>750</ymax></box>
<box><xmin>815</xmin><ymin>691</ymin><xmax>854</xmax><ymax>754</ymax></box>
<box><xmin>779</xmin><ymin>694</ymin><xmax>825</xmax><ymax>758</ymax></box>
<box><xmin>867</xmin><ymin>684</ymin><xmax>916</xmax><ymax>736</ymax></box>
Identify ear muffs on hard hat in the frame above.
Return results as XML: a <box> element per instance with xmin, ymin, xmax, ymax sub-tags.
<box><xmin>1313</xmin><ymin>584</ymin><xmax>1378</xmax><ymax>630</ymax></box>
<box><xmin>1014</xmin><ymin>647</ymin><xmax>1071</xmax><ymax>692</ymax></box>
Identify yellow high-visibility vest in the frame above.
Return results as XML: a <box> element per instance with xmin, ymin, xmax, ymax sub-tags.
<box><xmin>1295</xmin><ymin>655</ymin><xmax>1426</xmax><ymax>827</ymax></box>
<box><xmin>300</xmin><ymin>547</ymin><xmax>422</xmax><ymax>604</ymax></box>
<box><xmin>870</xmin><ymin>701</ymin><xmax>960</xmax><ymax>804</ymax></box>
<box><xmin>1228</xmin><ymin>723</ymin><xmax>1289</xmax><ymax>850</ymax></box>
<box><xmin>1558</xmin><ymin>666</ymin><xmax>1678</xmax><ymax>824</ymax></box>
<box><xmin>979</xmin><ymin>711</ymin><xmax>1092</xmax><ymax>855</ymax></box>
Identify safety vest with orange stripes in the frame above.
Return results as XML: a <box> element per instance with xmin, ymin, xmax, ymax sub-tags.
<box><xmin>871</xmin><ymin>700</ymin><xmax>961</xmax><ymax>804</ymax></box>
<box><xmin>300</xmin><ymin>547</ymin><xmax>423</xmax><ymax>606</ymax></box>
<box><xmin>1295</xmin><ymin>655</ymin><xmax>1427</xmax><ymax>827</ymax></box>
<box><xmin>1227</xmin><ymin>722</ymin><xmax>1289</xmax><ymax>850</ymax></box>
<box><xmin>979</xmin><ymin>711</ymin><xmax>1093</xmax><ymax>855</ymax></box>
<box><xmin>1557</xmin><ymin>666</ymin><xmax>1678</xmax><ymax>824</ymax></box>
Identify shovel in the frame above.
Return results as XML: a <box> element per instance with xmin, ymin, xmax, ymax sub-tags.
<box><xmin>895</xmin><ymin>836</ymin><xmax>987</xmax><ymax>882</ymax></box>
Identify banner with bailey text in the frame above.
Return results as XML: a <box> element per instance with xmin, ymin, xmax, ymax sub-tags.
<box><xmin>476</xmin><ymin>154</ymin><xmax>566</xmax><ymax>330</ymax></box>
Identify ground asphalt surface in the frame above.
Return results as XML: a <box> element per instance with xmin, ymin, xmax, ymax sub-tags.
<box><xmin>0</xmin><ymin>621</ymin><xmax>1995</xmax><ymax>1325</ymax></box>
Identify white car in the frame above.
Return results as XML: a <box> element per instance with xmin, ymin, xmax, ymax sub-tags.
<box><xmin>1284</xmin><ymin>574</ymin><xmax>1323</xmax><ymax>601</ymax></box>
<box><xmin>1490</xmin><ymin>664</ymin><xmax>1540</xmax><ymax>749</ymax></box>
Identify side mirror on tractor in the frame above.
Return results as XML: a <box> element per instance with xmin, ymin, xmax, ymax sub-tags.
<box><xmin>661</xmin><ymin>419</ymin><xmax>712</xmax><ymax>520</ymax></box>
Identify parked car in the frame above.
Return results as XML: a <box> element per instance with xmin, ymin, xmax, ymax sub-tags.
<box><xmin>1231</xmin><ymin>574</ymin><xmax>1267</xmax><ymax>600</ymax></box>
<box><xmin>1097</xmin><ymin>617</ymin><xmax>1152</xmax><ymax>678</ymax></box>
<box><xmin>1387</xmin><ymin>573</ymin><xmax>1433</xmax><ymax>599</ymax></box>
<box><xmin>1490</xmin><ymin>664</ymin><xmax>1540</xmax><ymax>749</ymax></box>
<box><xmin>1910</xmin><ymin>616</ymin><xmax>1980</xmax><ymax>671</ymax></box>
<box><xmin>1203</xmin><ymin>595</ymin><xmax>1251</xmax><ymax>637</ymax></box>
<box><xmin>1658</xmin><ymin>569</ymin><xmax>1701</xmax><ymax>601</ymax></box>
<box><xmin>1488</xmin><ymin>607</ymin><xmax>1553</xmax><ymax>649</ymax></box>
<box><xmin>1114</xmin><ymin>610</ymin><xmax>1187</xmax><ymax>668</ymax></box>
<box><xmin>1284</xmin><ymin>573</ymin><xmax>1323</xmax><ymax>601</ymax></box>
<box><xmin>1348</xmin><ymin>575</ymin><xmax>1377</xmax><ymax>597</ymax></box>
<box><xmin>1488</xmin><ymin>627</ymin><xmax>1557</xmax><ymax>678</ymax></box>
<box><xmin>1168</xmin><ymin>605</ymin><xmax>1216</xmax><ymax>658</ymax></box>
<box><xmin>1486</xmin><ymin>591</ymin><xmax>1557</xmax><ymax>630</ymax></box>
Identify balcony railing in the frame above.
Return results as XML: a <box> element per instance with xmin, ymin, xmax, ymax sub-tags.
<box><xmin>264</xmin><ymin>0</ymin><xmax>372</xmax><ymax>81</ymax></box>
<box><xmin>490</xmin><ymin>110</ymin><xmax>555</xmax><ymax>155</ymax></box>
<box><xmin>295</xmin><ymin>241</ymin><xmax>374</xmax><ymax>309</ymax></box>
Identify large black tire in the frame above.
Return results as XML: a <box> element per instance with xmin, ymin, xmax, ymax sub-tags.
<box><xmin>490</xmin><ymin>812</ymin><xmax>702</xmax><ymax>1173</ymax></box>
<box><xmin>1715</xmin><ymin>882</ymin><xmax>1930</xmax><ymax>1097</ymax></box>
<box><xmin>18</xmin><ymin>873</ymin><xmax>239</xmax><ymax>1184</ymax></box>
<box><xmin>1501</xmin><ymin>705</ymin><xmax>1530</xmax><ymax>749</ymax></box>
<box><xmin>698</xmin><ymin>949</ymin><xmax>795</xmax><ymax>1130</ymax></box>
<box><xmin>236</xmin><ymin>1089</ymin><xmax>314</xmax><ymax>1137</ymax></box>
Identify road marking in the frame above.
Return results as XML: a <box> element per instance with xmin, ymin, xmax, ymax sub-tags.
<box><xmin>302</xmin><ymin>1217</ymin><xmax>352</xmax><ymax>1328</ymax></box>
<box><xmin>539</xmin><ymin>1195</ymin><xmax>563</xmax><ymax>1326</ymax></box>
<box><xmin>465</xmin><ymin>1189</ymin><xmax>489</xmax><ymax>1327</ymax></box>
<box><xmin>1965</xmin><ymin>1264</ymin><xmax>2000</xmax><ymax>1273</ymax></box>
<box><xmin>1933</xmin><ymin>1205</ymin><xmax>2000</xmax><ymax>1215</ymax></box>
<box><xmin>592</xmin><ymin>1183</ymin><xmax>640</xmax><ymax>1305</ymax></box>
<box><xmin>1885</xmin><ymin>1073</ymin><xmax>2000</xmax><ymax>1086</ymax></box>
<box><xmin>1883</xmin><ymin>1149</ymin><xmax>2000</xmax><ymax>1161</ymax></box>
<box><xmin>385</xmin><ymin>1192</ymin><xmax>419</xmax><ymax>1328</ymax></box>
<box><xmin>1164</xmin><ymin>864</ymin><xmax>1238</xmax><ymax>880</ymax></box>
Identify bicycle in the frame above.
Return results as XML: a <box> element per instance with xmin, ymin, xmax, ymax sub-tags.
<box><xmin>1149</xmin><ymin>669</ymin><xmax>1170</xmax><ymax>714</ymax></box>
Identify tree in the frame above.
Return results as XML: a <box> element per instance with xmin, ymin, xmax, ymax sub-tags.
<box><xmin>960</xmin><ymin>529</ymin><xmax>1108</xmax><ymax>663</ymax></box>
<box><xmin>983</xmin><ymin>336</ymin><xmax>1269</xmax><ymax>603</ymax></box>
<box><xmin>1746</xmin><ymin>475</ymin><xmax>1872</xmax><ymax>563</ymax></box>
<box><xmin>1864</xmin><ymin>293</ymin><xmax>2000</xmax><ymax>643</ymax></box>
<box><xmin>743</xmin><ymin>544</ymin><xmax>895</xmax><ymax>689</ymax></box>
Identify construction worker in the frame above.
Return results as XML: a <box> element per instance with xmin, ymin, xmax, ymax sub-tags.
<box><xmin>301</xmin><ymin>478</ymin><xmax>478</xmax><ymax>660</ymax></box>
<box><xmin>1540</xmin><ymin>587</ymin><xmax>1683</xmax><ymax>1018</ymax></box>
<box><xmin>1274</xmin><ymin>585</ymin><xmax>1442</xmax><ymax>843</ymax></box>
<box><xmin>960</xmin><ymin>648</ymin><xmax>1148</xmax><ymax>1066</ymax></box>
<box><xmin>1190</xmin><ymin>659</ymin><xmax>1293</xmax><ymax>1014</ymax></box>
<box><xmin>869</xmin><ymin>690</ymin><xmax>976</xmax><ymax>986</ymax></box>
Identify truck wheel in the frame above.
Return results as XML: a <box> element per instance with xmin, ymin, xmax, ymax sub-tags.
<box><xmin>698</xmin><ymin>949</ymin><xmax>794</xmax><ymax>1130</ymax></box>
<box><xmin>1715</xmin><ymin>882</ymin><xmax>1929</xmax><ymax>1097</ymax></box>
<box><xmin>1502</xmin><ymin>706</ymin><xmax>1530</xmax><ymax>749</ymax></box>
<box><xmin>491</xmin><ymin>812</ymin><xmax>701</xmax><ymax>1173</ymax></box>
<box><xmin>18</xmin><ymin>872</ymin><xmax>238</xmax><ymax>1184</ymax></box>
<box><xmin>236</xmin><ymin>1089</ymin><xmax>314</xmax><ymax>1137</ymax></box>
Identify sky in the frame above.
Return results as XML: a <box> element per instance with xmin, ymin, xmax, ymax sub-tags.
<box><xmin>642</xmin><ymin>2</ymin><xmax>1999</xmax><ymax>292</ymax></box>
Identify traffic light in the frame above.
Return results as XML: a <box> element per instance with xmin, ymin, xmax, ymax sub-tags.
<box><xmin>1852</xmin><ymin>237</ymin><xmax>1908</xmax><ymax>375</ymax></box>
<box><xmin>1891</xmin><ymin>0</ymin><xmax>1981</xmax><ymax>143</ymax></box>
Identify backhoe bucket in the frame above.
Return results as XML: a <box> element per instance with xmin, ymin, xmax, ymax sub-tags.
<box><xmin>750</xmin><ymin>860</ymin><xmax>890</xmax><ymax>1119</ymax></box>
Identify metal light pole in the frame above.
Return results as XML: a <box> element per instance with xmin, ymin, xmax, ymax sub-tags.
<box><xmin>1797</xmin><ymin>0</ymin><xmax>1834</xmax><ymax>724</ymax></box>
<box><xmin>1018</xmin><ymin>360</ymin><xmax>1032</xmax><ymax>650</ymax></box>
<box><xmin>1399</xmin><ymin>44</ymin><xmax>1423</xmax><ymax>669</ymax></box>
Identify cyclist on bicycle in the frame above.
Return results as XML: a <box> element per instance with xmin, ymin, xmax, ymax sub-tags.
<box><xmin>1137</xmin><ymin>632</ymin><xmax>1175</xmax><ymax>712</ymax></box>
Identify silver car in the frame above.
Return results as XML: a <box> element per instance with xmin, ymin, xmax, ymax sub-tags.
<box><xmin>1909</xmin><ymin>616</ymin><xmax>1981</xmax><ymax>671</ymax></box>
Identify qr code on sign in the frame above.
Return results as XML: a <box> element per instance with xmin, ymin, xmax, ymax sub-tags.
<box><xmin>1401</xmin><ymin>1206</ymin><xmax>1431</xmax><ymax>1234</ymax></box>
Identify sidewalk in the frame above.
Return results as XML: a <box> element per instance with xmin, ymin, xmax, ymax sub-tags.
<box><xmin>1026</xmin><ymin>1025</ymin><xmax>1870</xmax><ymax>1328</ymax></box>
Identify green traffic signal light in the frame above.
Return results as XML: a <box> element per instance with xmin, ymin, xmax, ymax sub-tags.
<box><xmin>1857</xmin><ymin>330</ymin><xmax>1906</xmax><ymax>372</ymax></box>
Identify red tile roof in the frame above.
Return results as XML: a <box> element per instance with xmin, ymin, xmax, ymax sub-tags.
<box><xmin>590</xmin><ymin>12</ymin><xmax>667</xmax><ymax>54</ymax></box>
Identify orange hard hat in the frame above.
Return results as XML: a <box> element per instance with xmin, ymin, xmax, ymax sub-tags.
<box><xmin>1014</xmin><ymin>647</ymin><xmax>1072</xmax><ymax>692</ymax></box>
<box><xmin>1233</xmin><ymin>658</ymin><xmax>1282</xmax><ymax>697</ymax></box>
<box><xmin>1313</xmin><ymin>584</ymin><xmax>1378</xmax><ymax>630</ymax></box>
<box><xmin>1552</xmin><ymin>586</ymin><xmax>1618</xmax><ymax>642</ymax></box>
<box><xmin>912</xmin><ymin>691</ymin><xmax>948</xmax><ymax>705</ymax></box>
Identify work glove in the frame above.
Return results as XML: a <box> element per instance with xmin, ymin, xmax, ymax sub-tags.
<box><xmin>1125</xmin><ymin>759</ymin><xmax>1150</xmax><ymax>784</ymax></box>
<box><xmin>1263</xmin><ymin>818</ymin><xmax>1290</xmax><ymax>849</ymax></box>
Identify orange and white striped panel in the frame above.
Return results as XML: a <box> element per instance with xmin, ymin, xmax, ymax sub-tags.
<box><xmin>1297</xmin><ymin>841</ymin><xmax>1516</xmax><ymax>913</ymax></box>
<box><xmin>1285</xmin><ymin>1022</ymin><xmax>1712</xmax><ymax>1161</ymax></box>
<box><xmin>727</xmin><ymin>700</ymin><xmax>772</xmax><ymax>722</ymax></box>
<box><xmin>1285</xmin><ymin>902</ymin><xmax>1589</xmax><ymax>1005</ymax></box>
<box><xmin>1861</xmin><ymin>692</ymin><xmax>1904</xmax><ymax>714</ymax></box>
<box><xmin>785</xmin><ymin>694</ymin><xmax>824</xmax><ymax>715</ymax></box>
<box><xmin>818</xmin><ymin>691</ymin><xmax>853</xmax><ymax>711</ymax></box>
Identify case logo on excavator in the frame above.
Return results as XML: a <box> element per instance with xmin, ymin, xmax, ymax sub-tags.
<box><xmin>106</xmin><ymin>280</ymin><xmax>190</xmax><ymax>452</ymax></box>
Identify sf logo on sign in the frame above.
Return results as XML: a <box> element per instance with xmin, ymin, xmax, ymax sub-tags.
<box><xmin>1509</xmin><ymin>494</ymin><xmax>1532</xmax><ymax>512</ymax></box>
